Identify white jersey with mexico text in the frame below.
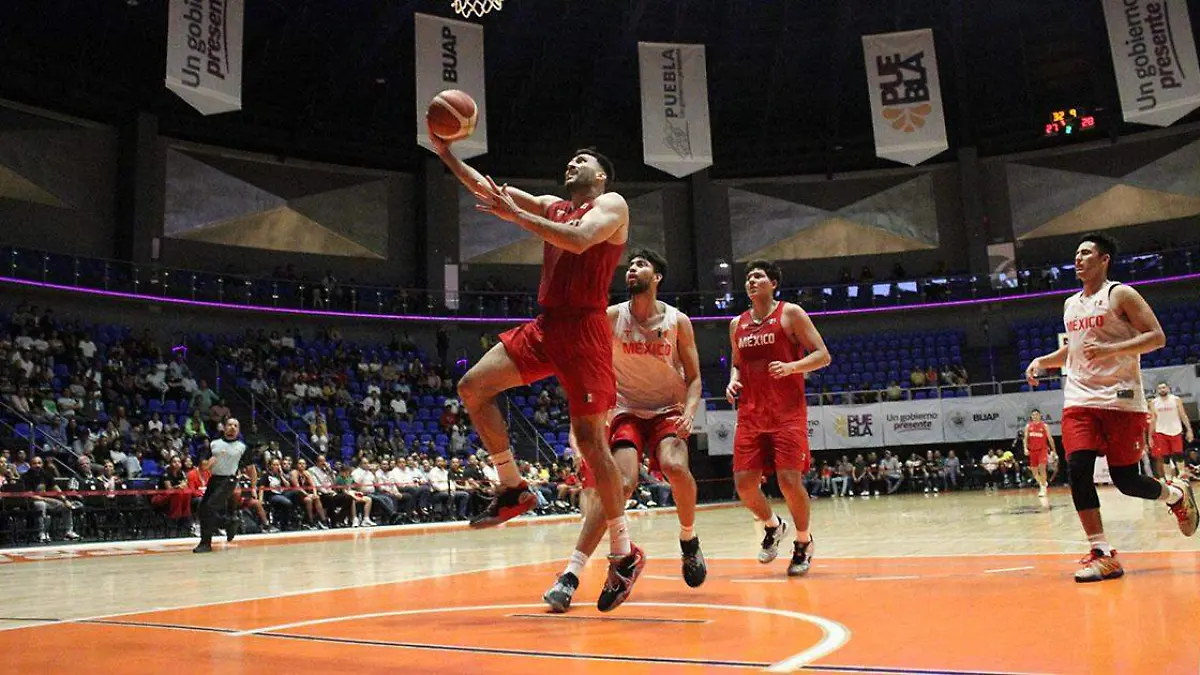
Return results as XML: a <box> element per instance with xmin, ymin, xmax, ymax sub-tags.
<box><xmin>611</xmin><ymin>300</ymin><xmax>687</xmax><ymax>418</ymax></box>
<box><xmin>1153</xmin><ymin>394</ymin><xmax>1184</xmax><ymax>435</ymax></box>
<box><xmin>1062</xmin><ymin>280</ymin><xmax>1146</xmax><ymax>413</ymax></box>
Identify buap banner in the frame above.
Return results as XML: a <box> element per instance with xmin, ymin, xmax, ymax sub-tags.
<box><xmin>861</xmin><ymin>28</ymin><xmax>948</xmax><ymax>166</ymax></box>
<box><xmin>415</xmin><ymin>13</ymin><xmax>488</xmax><ymax>159</ymax></box>
<box><xmin>822</xmin><ymin>403</ymin><xmax>883</xmax><ymax>450</ymax></box>
<box><xmin>942</xmin><ymin>395</ymin><xmax>1008</xmax><ymax>443</ymax></box>
<box><xmin>1101</xmin><ymin>0</ymin><xmax>1200</xmax><ymax>126</ymax></box>
<box><xmin>165</xmin><ymin>0</ymin><xmax>244</xmax><ymax>115</ymax></box>
<box><xmin>881</xmin><ymin>398</ymin><xmax>945</xmax><ymax>446</ymax></box>
<box><xmin>638</xmin><ymin>43</ymin><xmax>713</xmax><ymax>178</ymax></box>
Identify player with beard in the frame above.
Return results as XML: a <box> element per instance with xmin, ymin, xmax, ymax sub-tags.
<box><xmin>429</xmin><ymin>124</ymin><xmax>644</xmax><ymax>611</ymax></box>
<box><xmin>726</xmin><ymin>260</ymin><xmax>831</xmax><ymax>577</ymax></box>
<box><xmin>1026</xmin><ymin>233</ymin><xmax>1198</xmax><ymax>582</ymax></box>
<box><xmin>543</xmin><ymin>249</ymin><xmax>706</xmax><ymax>613</ymax></box>
<box><xmin>1148</xmin><ymin>382</ymin><xmax>1193</xmax><ymax>479</ymax></box>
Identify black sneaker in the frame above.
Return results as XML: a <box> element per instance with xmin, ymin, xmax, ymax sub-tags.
<box><xmin>681</xmin><ymin>537</ymin><xmax>707</xmax><ymax>588</ymax></box>
<box><xmin>758</xmin><ymin>517</ymin><xmax>789</xmax><ymax>564</ymax></box>
<box><xmin>787</xmin><ymin>536</ymin><xmax>814</xmax><ymax>577</ymax></box>
<box><xmin>542</xmin><ymin>572</ymin><xmax>580</xmax><ymax>613</ymax></box>
<box><xmin>193</xmin><ymin>542</ymin><xmax>213</xmax><ymax>554</ymax></box>
<box><xmin>596</xmin><ymin>543</ymin><xmax>646</xmax><ymax>612</ymax></box>
<box><xmin>226</xmin><ymin>517</ymin><xmax>239</xmax><ymax>543</ymax></box>
<box><xmin>469</xmin><ymin>481</ymin><xmax>537</xmax><ymax>529</ymax></box>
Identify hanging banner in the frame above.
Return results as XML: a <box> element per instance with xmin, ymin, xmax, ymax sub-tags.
<box><xmin>164</xmin><ymin>0</ymin><xmax>244</xmax><ymax>115</ymax></box>
<box><xmin>705</xmin><ymin>410</ymin><xmax>736</xmax><ymax>456</ymax></box>
<box><xmin>638</xmin><ymin>42</ymin><xmax>714</xmax><ymax>178</ymax></box>
<box><xmin>942</xmin><ymin>395</ymin><xmax>1008</xmax><ymax>443</ymax></box>
<box><xmin>822</xmin><ymin>402</ymin><xmax>883</xmax><ymax>450</ymax></box>
<box><xmin>862</xmin><ymin>29</ymin><xmax>948</xmax><ymax>166</ymax></box>
<box><xmin>881</xmin><ymin>398</ymin><xmax>945</xmax><ymax>446</ymax></box>
<box><xmin>1101</xmin><ymin>0</ymin><xmax>1200</xmax><ymax>126</ymax></box>
<box><xmin>415</xmin><ymin>13</ymin><xmax>488</xmax><ymax>159</ymax></box>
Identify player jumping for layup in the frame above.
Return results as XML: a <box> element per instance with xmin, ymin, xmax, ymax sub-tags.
<box><xmin>1026</xmin><ymin>234</ymin><xmax>1198</xmax><ymax>582</ymax></box>
<box><xmin>543</xmin><ymin>249</ymin><xmax>706</xmax><ymax>612</ymax></box>
<box><xmin>726</xmin><ymin>260</ymin><xmax>831</xmax><ymax>577</ymax></box>
<box><xmin>430</xmin><ymin>125</ymin><xmax>644</xmax><ymax>611</ymax></box>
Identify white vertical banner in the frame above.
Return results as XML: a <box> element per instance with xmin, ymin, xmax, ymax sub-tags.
<box><xmin>638</xmin><ymin>43</ymin><xmax>713</xmax><ymax>178</ymax></box>
<box><xmin>1101</xmin><ymin>0</ymin><xmax>1200</xmax><ymax>126</ymax></box>
<box><xmin>706</xmin><ymin>410</ymin><xmax>736</xmax><ymax>457</ymax></box>
<box><xmin>942</xmin><ymin>395</ymin><xmax>1008</xmax><ymax>442</ymax></box>
<box><xmin>862</xmin><ymin>29</ymin><xmax>948</xmax><ymax>166</ymax></box>
<box><xmin>822</xmin><ymin>402</ymin><xmax>883</xmax><ymax>450</ymax></box>
<box><xmin>165</xmin><ymin>0</ymin><xmax>244</xmax><ymax>116</ymax></box>
<box><xmin>415</xmin><ymin>13</ymin><xmax>488</xmax><ymax>159</ymax></box>
<box><xmin>881</xmin><ymin>398</ymin><xmax>945</xmax><ymax>446</ymax></box>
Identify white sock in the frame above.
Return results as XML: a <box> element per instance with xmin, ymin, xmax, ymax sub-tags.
<box><xmin>680</xmin><ymin>525</ymin><xmax>696</xmax><ymax>542</ymax></box>
<box><xmin>1087</xmin><ymin>533</ymin><xmax>1112</xmax><ymax>556</ymax></box>
<box><xmin>490</xmin><ymin>450</ymin><xmax>523</xmax><ymax>488</ymax></box>
<box><xmin>564</xmin><ymin>549</ymin><xmax>589</xmax><ymax>579</ymax></box>
<box><xmin>1159</xmin><ymin>480</ymin><xmax>1184</xmax><ymax>505</ymax></box>
<box><xmin>765</xmin><ymin>514</ymin><xmax>781</xmax><ymax>529</ymax></box>
<box><xmin>608</xmin><ymin>516</ymin><xmax>632</xmax><ymax>557</ymax></box>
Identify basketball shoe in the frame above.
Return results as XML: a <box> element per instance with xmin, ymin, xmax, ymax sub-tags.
<box><xmin>758</xmin><ymin>517</ymin><xmax>789</xmax><ymax>564</ymax></box>
<box><xmin>597</xmin><ymin>543</ymin><xmax>646</xmax><ymax>612</ymax></box>
<box><xmin>469</xmin><ymin>481</ymin><xmax>536</xmax><ymax>529</ymax></box>
<box><xmin>681</xmin><ymin>537</ymin><xmax>707</xmax><ymax>588</ymax></box>
<box><xmin>1166</xmin><ymin>478</ymin><xmax>1198</xmax><ymax>537</ymax></box>
<box><xmin>542</xmin><ymin>572</ymin><xmax>579</xmax><ymax>613</ymax></box>
<box><xmin>787</xmin><ymin>536</ymin><xmax>814</xmax><ymax>577</ymax></box>
<box><xmin>1074</xmin><ymin>549</ymin><xmax>1123</xmax><ymax>583</ymax></box>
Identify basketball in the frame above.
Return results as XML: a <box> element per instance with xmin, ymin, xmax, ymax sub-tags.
<box><xmin>427</xmin><ymin>89</ymin><xmax>478</xmax><ymax>141</ymax></box>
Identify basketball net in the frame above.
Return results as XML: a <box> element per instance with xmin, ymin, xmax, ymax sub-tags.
<box><xmin>451</xmin><ymin>0</ymin><xmax>503</xmax><ymax>18</ymax></box>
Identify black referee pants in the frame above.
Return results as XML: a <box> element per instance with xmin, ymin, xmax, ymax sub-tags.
<box><xmin>198</xmin><ymin>475</ymin><xmax>237</xmax><ymax>544</ymax></box>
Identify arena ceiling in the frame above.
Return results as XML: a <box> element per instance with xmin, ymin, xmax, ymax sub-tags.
<box><xmin>2</xmin><ymin>0</ymin><xmax>1199</xmax><ymax>181</ymax></box>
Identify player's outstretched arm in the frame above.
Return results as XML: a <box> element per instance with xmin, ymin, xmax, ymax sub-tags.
<box><xmin>476</xmin><ymin>185</ymin><xmax>627</xmax><ymax>254</ymax></box>
<box><xmin>1025</xmin><ymin>344</ymin><xmax>1067</xmax><ymax>387</ymax></box>
<box><xmin>426</xmin><ymin>119</ymin><xmax>554</xmax><ymax>215</ymax></box>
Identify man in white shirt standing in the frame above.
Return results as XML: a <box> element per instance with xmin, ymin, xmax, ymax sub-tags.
<box><xmin>1148</xmin><ymin>382</ymin><xmax>1193</xmax><ymax>479</ymax></box>
<box><xmin>1026</xmin><ymin>234</ymin><xmax>1197</xmax><ymax>582</ymax></box>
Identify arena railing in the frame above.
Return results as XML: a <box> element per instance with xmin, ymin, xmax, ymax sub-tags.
<box><xmin>2</xmin><ymin>243</ymin><xmax>1198</xmax><ymax>322</ymax></box>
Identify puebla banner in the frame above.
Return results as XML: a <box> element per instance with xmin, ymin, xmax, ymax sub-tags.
<box><xmin>638</xmin><ymin>42</ymin><xmax>714</xmax><ymax>178</ymax></box>
<box><xmin>861</xmin><ymin>28</ymin><xmax>948</xmax><ymax>166</ymax></box>
<box><xmin>822</xmin><ymin>402</ymin><xmax>883</xmax><ymax>450</ymax></box>
<box><xmin>1101</xmin><ymin>0</ymin><xmax>1200</xmax><ymax>126</ymax></box>
<box><xmin>415</xmin><ymin>13</ymin><xmax>488</xmax><ymax>159</ymax></box>
<box><xmin>165</xmin><ymin>0</ymin><xmax>244</xmax><ymax>115</ymax></box>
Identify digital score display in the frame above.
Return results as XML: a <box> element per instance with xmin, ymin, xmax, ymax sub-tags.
<box><xmin>1044</xmin><ymin>108</ymin><xmax>1096</xmax><ymax>137</ymax></box>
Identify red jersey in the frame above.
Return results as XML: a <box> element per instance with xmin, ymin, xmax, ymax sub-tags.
<box><xmin>733</xmin><ymin>301</ymin><xmax>807</xmax><ymax>431</ymax></box>
<box><xmin>538</xmin><ymin>199</ymin><xmax>624</xmax><ymax>311</ymax></box>
<box><xmin>1025</xmin><ymin>422</ymin><xmax>1050</xmax><ymax>451</ymax></box>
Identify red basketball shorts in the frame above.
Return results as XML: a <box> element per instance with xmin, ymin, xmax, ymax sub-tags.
<box><xmin>579</xmin><ymin>412</ymin><xmax>680</xmax><ymax>489</ymax></box>
<box><xmin>1151</xmin><ymin>432</ymin><xmax>1185</xmax><ymax>459</ymax></box>
<box><xmin>733</xmin><ymin>424</ymin><xmax>811</xmax><ymax>474</ymax></box>
<box><xmin>1027</xmin><ymin>445</ymin><xmax>1049</xmax><ymax>468</ymax></box>
<box><xmin>1061</xmin><ymin>407</ymin><xmax>1148</xmax><ymax>467</ymax></box>
<box><xmin>499</xmin><ymin>310</ymin><xmax>616</xmax><ymax>418</ymax></box>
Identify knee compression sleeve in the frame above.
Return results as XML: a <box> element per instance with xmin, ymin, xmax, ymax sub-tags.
<box><xmin>1069</xmin><ymin>451</ymin><xmax>1101</xmax><ymax>511</ymax></box>
<box><xmin>1108</xmin><ymin>462</ymin><xmax>1165</xmax><ymax>500</ymax></box>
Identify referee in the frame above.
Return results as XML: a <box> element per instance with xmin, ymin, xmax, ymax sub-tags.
<box><xmin>194</xmin><ymin>418</ymin><xmax>254</xmax><ymax>553</ymax></box>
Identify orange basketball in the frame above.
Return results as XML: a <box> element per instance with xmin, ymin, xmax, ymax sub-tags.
<box><xmin>427</xmin><ymin>89</ymin><xmax>478</xmax><ymax>141</ymax></box>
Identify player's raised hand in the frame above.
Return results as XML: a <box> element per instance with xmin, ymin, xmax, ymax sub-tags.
<box><xmin>474</xmin><ymin>177</ymin><xmax>523</xmax><ymax>223</ymax></box>
<box><xmin>425</xmin><ymin>117</ymin><xmax>452</xmax><ymax>155</ymax></box>
<box><xmin>768</xmin><ymin>361</ymin><xmax>794</xmax><ymax>380</ymax></box>
<box><xmin>725</xmin><ymin>379</ymin><xmax>742</xmax><ymax>405</ymax></box>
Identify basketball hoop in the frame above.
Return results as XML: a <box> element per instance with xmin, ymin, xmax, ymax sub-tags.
<box><xmin>451</xmin><ymin>0</ymin><xmax>503</xmax><ymax>18</ymax></box>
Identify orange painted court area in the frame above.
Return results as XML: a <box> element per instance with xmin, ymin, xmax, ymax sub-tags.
<box><xmin>5</xmin><ymin>551</ymin><xmax>1198</xmax><ymax>674</ymax></box>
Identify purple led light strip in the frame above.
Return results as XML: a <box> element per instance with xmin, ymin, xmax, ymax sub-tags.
<box><xmin>2</xmin><ymin>272</ymin><xmax>1198</xmax><ymax>324</ymax></box>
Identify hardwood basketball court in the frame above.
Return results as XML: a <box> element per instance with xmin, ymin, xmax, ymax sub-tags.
<box><xmin>3</xmin><ymin>488</ymin><xmax>1198</xmax><ymax>674</ymax></box>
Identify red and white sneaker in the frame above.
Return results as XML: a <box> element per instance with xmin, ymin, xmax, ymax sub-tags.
<box><xmin>469</xmin><ymin>481</ymin><xmax>536</xmax><ymax>529</ymax></box>
<box><xmin>1166</xmin><ymin>478</ymin><xmax>1198</xmax><ymax>537</ymax></box>
<box><xmin>1074</xmin><ymin>549</ymin><xmax>1123</xmax><ymax>583</ymax></box>
<box><xmin>596</xmin><ymin>543</ymin><xmax>647</xmax><ymax>612</ymax></box>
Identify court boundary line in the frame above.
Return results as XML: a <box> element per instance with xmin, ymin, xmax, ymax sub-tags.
<box><xmin>0</xmin><ymin>557</ymin><xmax>564</xmax><ymax>633</ymax></box>
<box><xmin>228</xmin><ymin>601</ymin><xmax>851</xmax><ymax>669</ymax></box>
